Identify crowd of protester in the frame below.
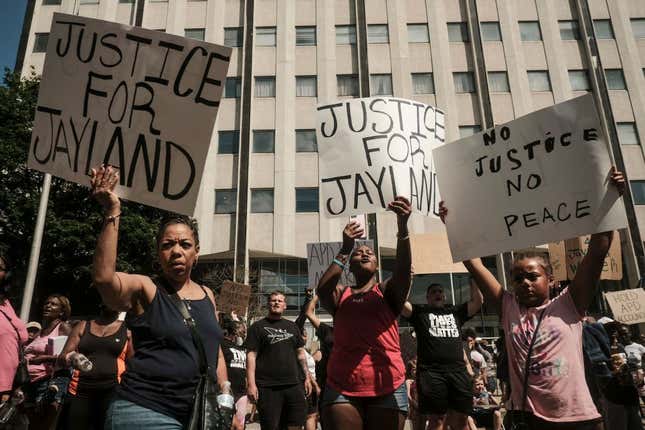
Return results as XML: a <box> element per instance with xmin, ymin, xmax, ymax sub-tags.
<box><xmin>0</xmin><ymin>165</ymin><xmax>643</xmax><ymax>430</ymax></box>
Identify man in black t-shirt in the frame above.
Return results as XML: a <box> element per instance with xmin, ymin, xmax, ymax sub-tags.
<box><xmin>402</xmin><ymin>282</ymin><xmax>482</xmax><ymax>430</ymax></box>
<box><xmin>246</xmin><ymin>291</ymin><xmax>312</xmax><ymax>430</ymax></box>
<box><xmin>221</xmin><ymin>318</ymin><xmax>248</xmax><ymax>428</ymax></box>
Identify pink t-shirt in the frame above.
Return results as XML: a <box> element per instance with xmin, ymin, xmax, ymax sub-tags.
<box><xmin>0</xmin><ymin>300</ymin><xmax>28</xmax><ymax>392</ymax></box>
<box><xmin>502</xmin><ymin>288</ymin><xmax>600</xmax><ymax>423</ymax></box>
<box><xmin>25</xmin><ymin>323</ymin><xmax>61</xmax><ymax>382</ymax></box>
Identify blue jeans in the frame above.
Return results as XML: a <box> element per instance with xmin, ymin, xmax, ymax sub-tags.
<box><xmin>320</xmin><ymin>382</ymin><xmax>409</xmax><ymax>414</ymax></box>
<box><xmin>104</xmin><ymin>398</ymin><xmax>183</xmax><ymax>429</ymax></box>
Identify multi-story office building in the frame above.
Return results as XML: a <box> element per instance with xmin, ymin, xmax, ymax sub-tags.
<box><xmin>16</xmin><ymin>0</ymin><xmax>645</xmax><ymax>331</ymax></box>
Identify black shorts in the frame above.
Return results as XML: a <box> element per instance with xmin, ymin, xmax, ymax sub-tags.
<box><xmin>257</xmin><ymin>384</ymin><xmax>307</xmax><ymax>430</ymax></box>
<box><xmin>417</xmin><ymin>367</ymin><xmax>472</xmax><ymax>415</ymax></box>
<box><xmin>472</xmin><ymin>407</ymin><xmax>499</xmax><ymax>428</ymax></box>
<box><xmin>306</xmin><ymin>390</ymin><xmax>318</xmax><ymax>415</ymax></box>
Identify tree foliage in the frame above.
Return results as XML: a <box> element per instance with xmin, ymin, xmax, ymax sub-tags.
<box><xmin>0</xmin><ymin>69</ymin><xmax>168</xmax><ymax>319</ymax></box>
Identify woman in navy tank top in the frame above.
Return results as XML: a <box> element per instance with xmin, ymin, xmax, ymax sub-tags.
<box><xmin>89</xmin><ymin>165</ymin><xmax>228</xmax><ymax>429</ymax></box>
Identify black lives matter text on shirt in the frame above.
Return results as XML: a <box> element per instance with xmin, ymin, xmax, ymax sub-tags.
<box><xmin>246</xmin><ymin>318</ymin><xmax>305</xmax><ymax>387</ymax></box>
<box><xmin>408</xmin><ymin>303</ymin><xmax>471</xmax><ymax>371</ymax></box>
<box><xmin>221</xmin><ymin>338</ymin><xmax>246</xmax><ymax>397</ymax></box>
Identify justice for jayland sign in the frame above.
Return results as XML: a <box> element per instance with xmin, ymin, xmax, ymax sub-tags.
<box><xmin>317</xmin><ymin>97</ymin><xmax>445</xmax><ymax>217</ymax></box>
<box><xmin>433</xmin><ymin>94</ymin><xmax>627</xmax><ymax>262</ymax></box>
<box><xmin>27</xmin><ymin>13</ymin><xmax>231</xmax><ymax>215</ymax></box>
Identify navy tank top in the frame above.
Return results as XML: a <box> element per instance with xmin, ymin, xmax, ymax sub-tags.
<box><xmin>118</xmin><ymin>283</ymin><xmax>223</xmax><ymax>422</ymax></box>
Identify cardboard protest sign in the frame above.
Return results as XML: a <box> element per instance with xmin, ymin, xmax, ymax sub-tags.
<box><xmin>218</xmin><ymin>280</ymin><xmax>252</xmax><ymax>315</ymax></box>
<box><xmin>307</xmin><ymin>240</ymin><xmax>373</xmax><ymax>288</ymax></box>
<box><xmin>410</xmin><ymin>233</ymin><xmax>465</xmax><ymax>274</ymax></box>
<box><xmin>433</xmin><ymin>94</ymin><xmax>627</xmax><ymax>262</ymax></box>
<box><xmin>317</xmin><ymin>97</ymin><xmax>445</xmax><ymax>217</ymax></box>
<box><xmin>548</xmin><ymin>233</ymin><xmax>622</xmax><ymax>280</ymax></box>
<box><xmin>605</xmin><ymin>288</ymin><xmax>645</xmax><ymax>325</ymax></box>
<box><xmin>28</xmin><ymin>13</ymin><xmax>231</xmax><ymax>215</ymax></box>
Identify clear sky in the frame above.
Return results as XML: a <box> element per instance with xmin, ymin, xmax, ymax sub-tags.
<box><xmin>0</xmin><ymin>0</ymin><xmax>28</xmax><ymax>73</ymax></box>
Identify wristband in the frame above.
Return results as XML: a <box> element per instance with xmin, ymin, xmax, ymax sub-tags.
<box><xmin>332</xmin><ymin>258</ymin><xmax>346</xmax><ymax>269</ymax></box>
<box><xmin>104</xmin><ymin>212</ymin><xmax>121</xmax><ymax>225</ymax></box>
<box><xmin>397</xmin><ymin>235</ymin><xmax>409</xmax><ymax>241</ymax></box>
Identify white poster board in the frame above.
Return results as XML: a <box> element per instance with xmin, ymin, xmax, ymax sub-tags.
<box><xmin>433</xmin><ymin>94</ymin><xmax>627</xmax><ymax>262</ymax></box>
<box><xmin>605</xmin><ymin>288</ymin><xmax>645</xmax><ymax>325</ymax></box>
<box><xmin>27</xmin><ymin>13</ymin><xmax>231</xmax><ymax>215</ymax></box>
<box><xmin>317</xmin><ymin>97</ymin><xmax>444</xmax><ymax>217</ymax></box>
<box><xmin>307</xmin><ymin>240</ymin><xmax>373</xmax><ymax>288</ymax></box>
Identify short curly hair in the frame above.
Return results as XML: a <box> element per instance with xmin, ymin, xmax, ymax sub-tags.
<box><xmin>156</xmin><ymin>214</ymin><xmax>200</xmax><ymax>247</ymax></box>
<box><xmin>47</xmin><ymin>294</ymin><xmax>72</xmax><ymax>321</ymax></box>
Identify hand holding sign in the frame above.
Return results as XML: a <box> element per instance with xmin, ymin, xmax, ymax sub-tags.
<box><xmin>388</xmin><ymin>196</ymin><xmax>412</xmax><ymax>233</ymax></box>
<box><xmin>342</xmin><ymin>221</ymin><xmax>365</xmax><ymax>254</ymax></box>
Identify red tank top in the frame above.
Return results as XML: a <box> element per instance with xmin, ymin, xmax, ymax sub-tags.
<box><xmin>326</xmin><ymin>284</ymin><xmax>406</xmax><ymax>396</ymax></box>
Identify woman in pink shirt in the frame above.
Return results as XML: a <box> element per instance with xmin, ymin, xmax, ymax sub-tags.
<box><xmin>439</xmin><ymin>169</ymin><xmax>625</xmax><ymax>430</ymax></box>
<box><xmin>0</xmin><ymin>252</ymin><xmax>28</xmax><ymax>402</ymax></box>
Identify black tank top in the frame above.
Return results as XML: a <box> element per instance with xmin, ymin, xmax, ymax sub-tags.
<box><xmin>70</xmin><ymin>320</ymin><xmax>127</xmax><ymax>394</ymax></box>
<box><xmin>118</xmin><ymin>283</ymin><xmax>223</xmax><ymax>423</ymax></box>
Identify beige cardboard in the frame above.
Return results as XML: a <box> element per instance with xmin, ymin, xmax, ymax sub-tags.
<box><xmin>548</xmin><ymin>232</ymin><xmax>622</xmax><ymax>281</ymax></box>
<box><xmin>218</xmin><ymin>280</ymin><xmax>252</xmax><ymax>315</ymax></box>
<box><xmin>410</xmin><ymin>233</ymin><xmax>465</xmax><ymax>274</ymax></box>
<box><xmin>605</xmin><ymin>288</ymin><xmax>645</xmax><ymax>325</ymax></box>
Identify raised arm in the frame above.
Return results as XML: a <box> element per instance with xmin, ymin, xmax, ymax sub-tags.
<box><xmin>439</xmin><ymin>201</ymin><xmax>503</xmax><ymax>314</ymax></box>
<box><xmin>91</xmin><ymin>165</ymin><xmax>149</xmax><ymax>311</ymax></box>
<box><xmin>570</xmin><ymin>168</ymin><xmax>625</xmax><ymax>315</ymax></box>
<box><xmin>467</xmin><ymin>278</ymin><xmax>484</xmax><ymax>317</ymax></box>
<box><xmin>304</xmin><ymin>293</ymin><xmax>322</xmax><ymax>329</ymax></box>
<box><xmin>383</xmin><ymin>197</ymin><xmax>413</xmax><ymax>315</ymax></box>
<box><xmin>317</xmin><ymin>221</ymin><xmax>364</xmax><ymax>314</ymax></box>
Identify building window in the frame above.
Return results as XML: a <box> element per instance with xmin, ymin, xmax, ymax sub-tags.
<box><xmin>453</xmin><ymin>72</ymin><xmax>475</xmax><ymax>93</ymax></box>
<box><xmin>569</xmin><ymin>70</ymin><xmax>590</xmax><ymax>91</ymax></box>
<box><xmin>296</xmin><ymin>26</ymin><xmax>316</xmax><ymax>46</ymax></box>
<box><xmin>480</xmin><ymin>22</ymin><xmax>501</xmax><ymax>41</ymax></box>
<box><xmin>225</xmin><ymin>77</ymin><xmax>241</xmax><ymax>98</ymax></box>
<box><xmin>631</xmin><ymin>181</ymin><xmax>645</xmax><ymax>204</ymax></box>
<box><xmin>488</xmin><ymin>71</ymin><xmax>510</xmax><ymax>92</ymax></box>
<box><xmin>367</xmin><ymin>24</ymin><xmax>389</xmax><ymax>43</ymax></box>
<box><xmin>605</xmin><ymin>69</ymin><xmax>626</xmax><ymax>90</ymax></box>
<box><xmin>33</xmin><ymin>33</ymin><xmax>49</xmax><ymax>53</ymax></box>
<box><xmin>224</xmin><ymin>27</ymin><xmax>243</xmax><ymax>47</ymax></box>
<box><xmin>559</xmin><ymin>20</ymin><xmax>580</xmax><ymax>40</ymax></box>
<box><xmin>337</xmin><ymin>74</ymin><xmax>359</xmax><ymax>97</ymax></box>
<box><xmin>447</xmin><ymin>22</ymin><xmax>469</xmax><ymax>42</ymax></box>
<box><xmin>408</xmin><ymin>24</ymin><xmax>429</xmax><ymax>43</ymax></box>
<box><xmin>593</xmin><ymin>19</ymin><xmax>614</xmax><ymax>39</ymax></box>
<box><xmin>370</xmin><ymin>74</ymin><xmax>393</xmax><ymax>96</ymax></box>
<box><xmin>632</xmin><ymin>19</ymin><xmax>645</xmax><ymax>39</ymax></box>
<box><xmin>43</xmin><ymin>0</ymin><xmax>62</xmax><ymax>5</ymax></box>
<box><xmin>519</xmin><ymin>21</ymin><xmax>542</xmax><ymax>41</ymax></box>
<box><xmin>459</xmin><ymin>125</ymin><xmax>482</xmax><ymax>138</ymax></box>
<box><xmin>256</xmin><ymin>27</ymin><xmax>276</xmax><ymax>46</ymax></box>
<box><xmin>617</xmin><ymin>123</ymin><xmax>640</xmax><ymax>145</ymax></box>
<box><xmin>336</xmin><ymin>25</ymin><xmax>356</xmax><ymax>45</ymax></box>
<box><xmin>218</xmin><ymin>131</ymin><xmax>239</xmax><ymax>154</ymax></box>
<box><xmin>296</xmin><ymin>130</ymin><xmax>317</xmax><ymax>152</ymax></box>
<box><xmin>79</xmin><ymin>0</ymin><xmax>99</xmax><ymax>3</ymax></box>
<box><xmin>118</xmin><ymin>0</ymin><xmax>135</xmax><ymax>2</ymax></box>
<box><xmin>411</xmin><ymin>73</ymin><xmax>434</xmax><ymax>94</ymax></box>
<box><xmin>296</xmin><ymin>76</ymin><xmax>317</xmax><ymax>97</ymax></box>
<box><xmin>255</xmin><ymin>76</ymin><xmax>275</xmax><ymax>97</ymax></box>
<box><xmin>296</xmin><ymin>188</ymin><xmax>319</xmax><ymax>212</ymax></box>
<box><xmin>253</xmin><ymin>130</ymin><xmax>275</xmax><ymax>153</ymax></box>
<box><xmin>185</xmin><ymin>28</ymin><xmax>205</xmax><ymax>41</ymax></box>
<box><xmin>215</xmin><ymin>189</ymin><xmax>237</xmax><ymax>214</ymax></box>
<box><xmin>251</xmin><ymin>189</ymin><xmax>274</xmax><ymax>213</ymax></box>
<box><xmin>528</xmin><ymin>71</ymin><xmax>551</xmax><ymax>91</ymax></box>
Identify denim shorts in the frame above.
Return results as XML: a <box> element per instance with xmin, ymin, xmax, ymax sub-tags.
<box><xmin>104</xmin><ymin>398</ymin><xmax>183</xmax><ymax>429</ymax></box>
<box><xmin>320</xmin><ymin>382</ymin><xmax>408</xmax><ymax>414</ymax></box>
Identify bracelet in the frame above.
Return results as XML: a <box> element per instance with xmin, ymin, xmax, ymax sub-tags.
<box><xmin>332</xmin><ymin>258</ymin><xmax>346</xmax><ymax>269</ymax></box>
<box><xmin>397</xmin><ymin>235</ymin><xmax>409</xmax><ymax>241</ymax></box>
<box><xmin>104</xmin><ymin>212</ymin><xmax>121</xmax><ymax>224</ymax></box>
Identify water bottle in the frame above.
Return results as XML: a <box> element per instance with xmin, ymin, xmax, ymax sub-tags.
<box><xmin>217</xmin><ymin>381</ymin><xmax>235</xmax><ymax>426</ymax></box>
<box><xmin>0</xmin><ymin>390</ymin><xmax>24</xmax><ymax>424</ymax></box>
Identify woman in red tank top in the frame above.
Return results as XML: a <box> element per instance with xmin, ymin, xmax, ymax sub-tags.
<box><xmin>317</xmin><ymin>196</ymin><xmax>412</xmax><ymax>430</ymax></box>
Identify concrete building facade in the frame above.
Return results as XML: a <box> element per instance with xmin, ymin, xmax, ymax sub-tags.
<box><xmin>17</xmin><ymin>0</ymin><xmax>645</xmax><ymax>330</ymax></box>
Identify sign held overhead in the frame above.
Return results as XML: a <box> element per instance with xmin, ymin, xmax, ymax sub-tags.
<box><xmin>433</xmin><ymin>94</ymin><xmax>627</xmax><ymax>262</ymax></box>
<box><xmin>28</xmin><ymin>13</ymin><xmax>231</xmax><ymax>215</ymax></box>
<box><xmin>317</xmin><ymin>97</ymin><xmax>444</xmax><ymax>217</ymax></box>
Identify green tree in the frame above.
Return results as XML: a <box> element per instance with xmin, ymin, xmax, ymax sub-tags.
<box><xmin>0</xmin><ymin>69</ymin><xmax>168</xmax><ymax>319</ymax></box>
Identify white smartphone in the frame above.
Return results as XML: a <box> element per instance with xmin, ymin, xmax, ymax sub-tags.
<box><xmin>350</xmin><ymin>214</ymin><xmax>368</xmax><ymax>239</ymax></box>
